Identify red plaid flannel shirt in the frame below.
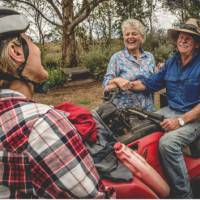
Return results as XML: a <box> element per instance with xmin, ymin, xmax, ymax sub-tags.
<box><xmin>0</xmin><ymin>89</ymin><xmax>112</xmax><ymax>198</ymax></box>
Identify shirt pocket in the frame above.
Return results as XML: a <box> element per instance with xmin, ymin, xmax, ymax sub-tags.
<box><xmin>165</xmin><ymin>74</ymin><xmax>179</xmax><ymax>100</ymax></box>
<box><xmin>183</xmin><ymin>78</ymin><xmax>200</xmax><ymax>102</ymax></box>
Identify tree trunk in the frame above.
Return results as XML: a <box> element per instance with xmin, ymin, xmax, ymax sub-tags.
<box><xmin>61</xmin><ymin>0</ymin><xmax>78</xmax><ymax>67</ymax></box>
<box><xmin>62</xmin><ymin>30</ymin><xmax>78</xmax><ymax>68</ymax></box>
<box><xmin>68</xmin><ymin>30</ymin><xmax>78</xmax><ymax>67</ymax></box>
<box><xmin>107</xmin><ymin>3</ymin><xmax>112</xmax><ymax>44</ymax></box>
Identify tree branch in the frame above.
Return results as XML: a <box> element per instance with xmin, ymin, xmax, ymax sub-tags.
<box><xmin>4</xmin><ymin>0</ymin><xmax>62</xmax><ymax>27</ymax></box>
<box><xmin>69</xmin><ymin>0</ymin><xmax>108</xmax><ymax>33</ymax></box>
<box><xmin>46</xmin><ymin>0</ymin><xmax>63</xmax><ymax>21</ymax></box>
<box><xmin>55</xmin><ymin>0</ymin><xmax>61</xmax><ymax>6</ymax></box>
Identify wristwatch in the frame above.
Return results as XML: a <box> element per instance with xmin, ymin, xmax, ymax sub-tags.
<box><xmin>178</xmin><ymin>117</ymin><xmax>185</xmax><ymax>126</ymax></box>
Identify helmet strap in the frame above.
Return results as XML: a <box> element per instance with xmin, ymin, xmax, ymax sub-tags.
<box><xmin>0</xmin><ymin>36</ymin><xmax>39</xmax><ymax>87</ymax></box>
<box><xmin>15</xmin><ymin>36</ymin><xmax>36</xmax><ymax>85</ymax></box>
<box><xmin>16</xmin><ymin>36</ymin><xmax>29</xmax><ymax>78</ymax></box>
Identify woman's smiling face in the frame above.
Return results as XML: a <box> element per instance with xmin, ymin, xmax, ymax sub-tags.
<box><xmin>123</xmin><ymin>27</ymin><xmax>143</xmax><ymax>51</ymax></box>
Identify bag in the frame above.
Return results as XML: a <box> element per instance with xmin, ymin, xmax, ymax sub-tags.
<box><xmin>55</xmin><ymin>102</ymin><xmax>97</xmax><ymax>143</ymax></box>
<box><xmin>96</xmin><ymin>102</ymin><xmax>163</xmax><ymax>144</ymax></box>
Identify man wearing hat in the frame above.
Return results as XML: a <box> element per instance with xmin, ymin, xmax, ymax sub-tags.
<box><xmin>130</xmin><ymin>18</ymin><xmax>200</xmax><ymax>198</ymax></box>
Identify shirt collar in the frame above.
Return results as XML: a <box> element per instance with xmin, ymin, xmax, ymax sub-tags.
<box><xmin>176</xmin><ymin>50</ymin><xmax>200</xmax><ymax>68</ymax></box>
<box><xmin>124</xmin><ymin>47</ymin><xmax>148</xmax><ymax>60</ymax></box>
<box><xmin>0</xmin><ymin>89</ymin><xmax>26</xmax><ymax>99</ymax></box>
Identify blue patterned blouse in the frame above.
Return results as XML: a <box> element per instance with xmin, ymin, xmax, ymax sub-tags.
<box><xmin>103</xmin><ymin>48</ymin><xmax>156</xmax><ymax>111</ymax></box>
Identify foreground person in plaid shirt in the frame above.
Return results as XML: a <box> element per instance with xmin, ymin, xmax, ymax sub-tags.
<box><xmin>0</xmin><ymin>8</ymin><xmax>113</xmax><ymax>198</ymax></box>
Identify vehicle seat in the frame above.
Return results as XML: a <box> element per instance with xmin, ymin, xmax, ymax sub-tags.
<box><xmin>189</xmin><ymin>136</ymin><xmax>200</xmax><ymax>158</ymax></box>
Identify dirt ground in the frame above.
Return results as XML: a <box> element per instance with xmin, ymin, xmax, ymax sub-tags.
<box><xmin>33</xmin><ymin>80</ymin><xmax>164</xmax><ymax>110</ymax></box>
<box><xmin>33</xmin><ymin>81</ymin><xmax>104</xmax><ymax>110</ymax></box>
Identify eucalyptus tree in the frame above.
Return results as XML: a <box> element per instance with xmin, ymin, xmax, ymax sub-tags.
<box><xmin>23</xmin><ymin>1</ymin><xmax>52</xmax><ymax>46</ymax></box>
<box><xmin>162</xmin><ymin>0</ymin><xmax>200</xmax><ymax>22</ymax></box>
<box><xmin>3</xmin><ymin>0</ymin><xmax>109</xmax><ymax>67</ymax></box>
<box><xmin>113</xmin><ymin>0</ymin><xmax>158</xmax><ymax>35</ymax></box>
<box><xmin>82</xmin><ymin>0</ymin><xmax>117</xmax><ymax>45</ymax></box>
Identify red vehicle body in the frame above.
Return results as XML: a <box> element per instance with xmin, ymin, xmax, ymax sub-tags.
<box><xmin>102</xmin><ymin>131</ymin><xmax>200</xmax><ymax>198</ymax></box>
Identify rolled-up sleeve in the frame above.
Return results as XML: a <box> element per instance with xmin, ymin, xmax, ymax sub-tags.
<box><xmin>142</xmin><ymin>64</ymin><xmax>167</xmax><ymax>92</ymax></box>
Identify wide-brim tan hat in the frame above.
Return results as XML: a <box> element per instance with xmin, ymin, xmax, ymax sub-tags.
<box><xmin>168</xmin><ymin>18</ymin><xmax>200</xmax><ymax>43</ymax></box>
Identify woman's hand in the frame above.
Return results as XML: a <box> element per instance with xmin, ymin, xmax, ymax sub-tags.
<box><xmin>111</xmin><ymin>77</ymin><xmax>131</xmax><ymax>90</ymax></box>
<box><xmin>106</xmin><ymin>82</ymin><xmax>118</xmax><ymax>91</ymax></box>
<box><xmin>160</xmin><ymin>118</ymin><xmax>180</xmax><ymax>132</ymax></box>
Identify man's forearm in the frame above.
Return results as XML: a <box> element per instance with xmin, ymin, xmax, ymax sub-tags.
<box><xmin>182</xmin><ymin>103</ymin><xmax>200</xmax><ymax>124</ymax></box>
<box><xmin>131</xmin><ymin>80</ymin><xmax>146</xmax><ymax>91</ymax></box>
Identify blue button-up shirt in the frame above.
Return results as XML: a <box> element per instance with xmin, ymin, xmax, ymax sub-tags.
<box><xmin>143</xmin><ymin>52</ymin><xmax>200</xmax><ymax>112</ymax></box>
<box><xmin>103</xmin><ymin>48</ymin><xmax>156</xmax><ymax>111</ymax></box>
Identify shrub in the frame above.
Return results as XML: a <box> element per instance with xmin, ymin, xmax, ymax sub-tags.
<box><xmin>81</xmin><ymin>41</ymin><xmax>123</xmax><ymax>80</ymax></box>
<box><xmin>42</xmin><ymin>49</ymin><xmax>66</xmax><ymax>89</ymax></box>
<box><xmin>144</xmin><ymin>30</ymin><xmax>173</xmax><ymax>64</ymax></box>
<box><xmin>47</xmin><ymin>68</ymin><xmax>66</xmax><ymax>89</ymax></box>
<box><xmin>154</xmin><ymin>44</ymin><xmax>173</xmax><ymax>63</ymax></box>
<box><xmin>43</xmin><ymin>53</ymin><xmax>62</xmax><ymax>69</ymax></box>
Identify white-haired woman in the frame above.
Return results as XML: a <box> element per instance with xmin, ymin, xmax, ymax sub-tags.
<box><xmin>103</xmin><ymin>19</ymin><xmax>156</xmax><ymax>111</ymax></box>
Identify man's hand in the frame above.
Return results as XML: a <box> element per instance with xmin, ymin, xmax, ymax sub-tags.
<box><xmin>160</xmin><ymin>118</ymin><xmax>180</xmax><ymax>132</ymax></box>
<box><xmin>156</xmin><ymin>62</ymin><xmax>164</xmax><ymax>71</ymax></box>
<box><xmin>130</xmin><ymin>80</ymin><xmax>146</xmax><ymax>91</ymax></box>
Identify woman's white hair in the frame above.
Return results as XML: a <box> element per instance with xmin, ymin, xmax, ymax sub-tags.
<box><xmin>121</xmin><ymin>19</ymin><xmax>146</xmax><ymax>43</ymax></box>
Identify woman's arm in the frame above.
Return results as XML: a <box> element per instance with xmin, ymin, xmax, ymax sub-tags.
<box><xmin>103</xmin><ymin>54</ymin><xmax>118</xmax><ymax>89</ymax></box>
<box><xmin>103</xmin><ymin>53</ymin><xmax>131</xmax><ymax>91</ymax></box>
<box><xmin>108</xmin><ymin>77</ymin><xmax>131</xmax><ymax>91</ymax></box>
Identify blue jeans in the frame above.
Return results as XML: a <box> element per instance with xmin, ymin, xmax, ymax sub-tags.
<box><xmin>156</xmin><ymin>106</ymin><xmax>200</xmax><ymax>198</ymax></box>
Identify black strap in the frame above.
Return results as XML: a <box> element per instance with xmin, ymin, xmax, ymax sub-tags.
<box><xmin>0</xmin><ymin>71</ymin><xmax>16</xmax><ymax>81</ymax></box>
<box><xmin>16</xmin><ymin>36</ymin><xmax>29</xmax><ymax>77</ymax></box>
<box><xmin>0</xmin><ymin>36</ymin><xmax>36</xmax><ymax>86</ymax></box>
<box><xmin>0</xmin><ymin>70</ymin><xmax>36</xmax><ymax>85</ymax></box>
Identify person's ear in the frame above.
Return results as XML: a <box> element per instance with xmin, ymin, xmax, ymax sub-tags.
<box><xmin>8</xmin><ymin>42</ymin><xmax>25</xmax><ymax>63</ymax></box>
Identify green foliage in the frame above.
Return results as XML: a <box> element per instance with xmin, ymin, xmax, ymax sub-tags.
<box><xmin>77</xmin><ymin>99</ymin><xmax>91</xmax><ymax>105</ymax></box>
<box><xmin>143</xmin><ymin>30</ymin><xmax>173</xmax><ymax>63</ymax></box>
<box><xmin>43</xmin><ymin>54</ymin><xmax>61</xmax><ymax>69</ymax></box>
<box><xmin>81</xmin><ymin>40</ymin><xmax>123</xmax><ymax>80</ymax></box>
<box><xmin>42</xmin><ymin>42</ymin><xmax>62</xmax><ymax>69</ymax></box>
<box><xmin>42</xmin><ymin>44</ymin><xmax>66</xmax><ymax>89</ymax></box>
<box><xmin>113</xmin><ymin>0</ymin><xmax>157</xmax><ymax>34</ymax></box>
<box><xmin>47</xmin><ymin>68</ymin><xmax>66</xmax><ymax>89</ymax></box>
<box><xmin>154</xmin><ymin>44</ymin><xmax>173</xmax><ymax>63</ymax></box>
<box><xmin>162</xmin><ymin>0</ymin><xmax>200</xmax><ymax>21</ymax></box>
<box><xmin>81</xmin><ymin>47</ymin><xmax>109</xmax><ymax>80</ymax></box>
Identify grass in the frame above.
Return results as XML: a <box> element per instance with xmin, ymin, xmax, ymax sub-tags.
<box><xmin>76</xmin><ymin>99</ymin><xmax>91</xmax><ymax>105</ymax></box>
